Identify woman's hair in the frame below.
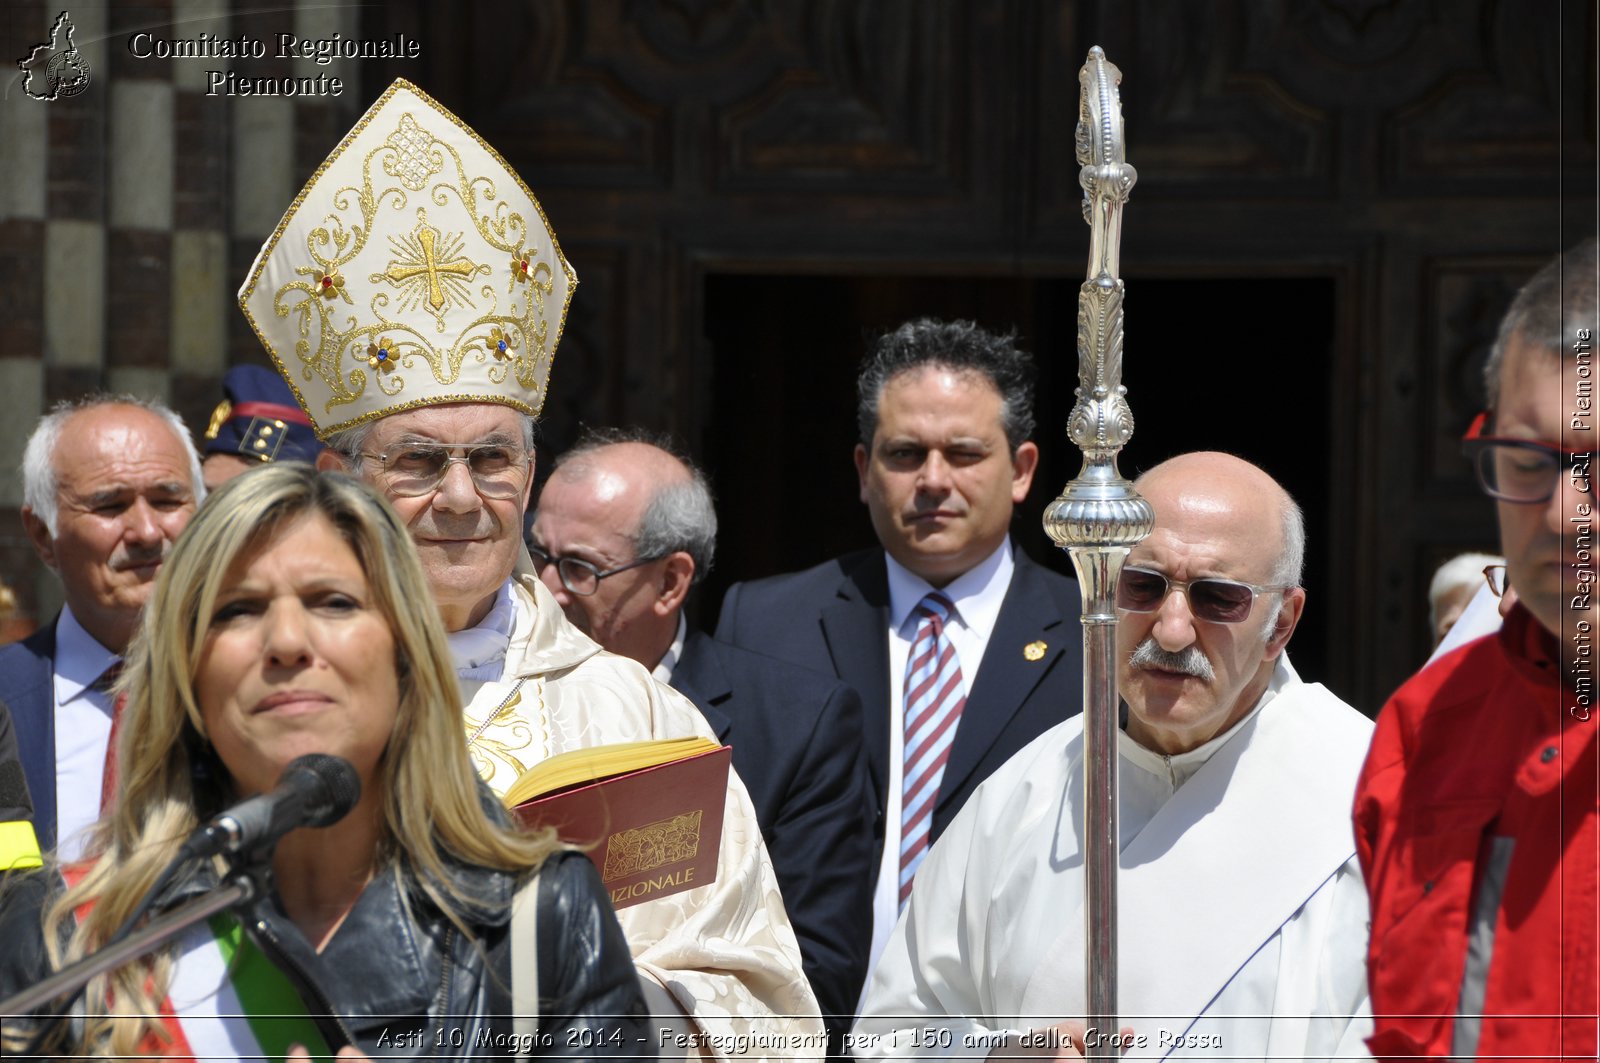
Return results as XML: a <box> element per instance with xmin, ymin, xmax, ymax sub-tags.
<box><xmin>34</xmin><ymin>463</ymin><xmax>557</xmax><ymax>1056</ymax></box>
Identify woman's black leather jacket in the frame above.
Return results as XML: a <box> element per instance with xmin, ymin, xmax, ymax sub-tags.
<box><xmin>0</xmin><ymin>849</ymin><xmax>652</xmax><ymax>1059</ymax></box>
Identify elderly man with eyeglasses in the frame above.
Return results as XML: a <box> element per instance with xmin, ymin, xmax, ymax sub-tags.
<box><xmin>529</xmin><ymin>429</ymin><xmax>876</xmax><ymax>1054</ymax></box>
<box><xmin>244</xmin><ymin>80</ymin><xmax>821</xmax><ymax>1059</ymax></box>
<box><xmin>1356</xmin><ymin>238</ymin><xmax>1600</xmax><ymax>1063</ymax></box>
<box><xmin>853</xmin><ymin>451</ymin><xmax>1375</xmax><ymax>1061</ymax></box>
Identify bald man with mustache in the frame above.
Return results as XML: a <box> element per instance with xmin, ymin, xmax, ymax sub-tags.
<box><xmin>855</xmin><ymin>452</ymin><xmax>1374</xmax><ymax>1061</ymax></box>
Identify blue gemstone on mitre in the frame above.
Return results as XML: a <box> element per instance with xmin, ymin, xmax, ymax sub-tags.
<box><xmin>497</xmin><ymin>340</ymin><xmax>507</xmax><ymax>352</ymax></box>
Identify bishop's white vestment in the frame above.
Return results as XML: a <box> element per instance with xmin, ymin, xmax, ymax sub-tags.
<box><xmin>853</xmin><ymin>657</ymin><xmax>1373</xmax><ymax>1061</ymax></box>
<box><xmin>465</xmin><ymin>576</ymin><xmax>825</xmax><ymax>1060</ymax></box>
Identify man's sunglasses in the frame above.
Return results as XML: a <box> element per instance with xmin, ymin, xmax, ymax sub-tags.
<box><xmin>1116</xmin><ymin>566</ymin><xmax>1290</xmax><ymax>625</ymax></box>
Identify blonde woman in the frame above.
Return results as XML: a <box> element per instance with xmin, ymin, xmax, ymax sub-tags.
<box><xmin>0</xmin><ymin>464</ymin><xmax>647</xmax><ymax>1059</ymax></box>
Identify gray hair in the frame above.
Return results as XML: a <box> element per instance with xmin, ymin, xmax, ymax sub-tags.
<box><xmin>1252</xmin><ymin>495</ymin><xmax>1305</xmax><ymax>647</ymax></box>
<box><xmin>22</xmin><ymin>394</ymin><xmax>205</xmax><ymax>536</ymax></box>
<box><xmin>1273</xmin><ymin>495</ymin><xmax>1306</xmax><ymax>589</ymax></box>
<box><xmin>856</xmin><ymin>318</ymin><xmax>1038</xmax><ymax>452</ymax></box>
<box><xmin>1484</xmin><ymin>237</ymin><xmax>1599</xmax><ymax>408</ymax></box>
<box><xmin>1246</xmin><ymin>493</ymin><xmax>1306</xmax><ymax>648</ymax></box>
<box><xmin>550</xmin><ymin>427</ymin><xmax>718</xmax><ymax>584</ymax></box>
<box><xmin>323</xmin><ymin>408</ymin><xmax>539</xmax><ymax>469</ymax></box>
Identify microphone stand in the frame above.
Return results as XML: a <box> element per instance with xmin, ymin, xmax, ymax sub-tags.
<box><xmin>0</xmin><ymin>859</ymin><xmax>265</xmax><ymax>1018</ymax></box>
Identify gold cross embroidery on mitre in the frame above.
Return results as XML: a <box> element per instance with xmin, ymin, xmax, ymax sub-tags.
<box><xmin>384</xmin><ymin>211</ymin><xmax>480</xmax><ymax>313</ymax></box>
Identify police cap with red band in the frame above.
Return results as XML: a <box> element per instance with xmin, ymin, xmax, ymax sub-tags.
<box><xmin>203</xmin><ymin>365</ymin><xmax>325</xmax><ymax>465</ymax></box>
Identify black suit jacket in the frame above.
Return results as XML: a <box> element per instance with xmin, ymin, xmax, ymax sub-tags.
<box><xmin>668</xmin><ymin>630</ymin><xmax>874</xmax><ymax>1050</ymax></box>
<box><xmin>0</xmin><ymin>624</ymin><xmax>56</xmax><ymax>848</ymax></box>
<box><xmin>715</xmin><ymin>545</ymin><xmax>1083</xmax><ymax>843</ymax></box>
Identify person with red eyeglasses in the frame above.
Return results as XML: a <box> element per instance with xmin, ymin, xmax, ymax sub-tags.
<box><xmin>1356</xmin><ymin>238</ymin><xmax>1600</xmax><ymax>1061</ymax></box>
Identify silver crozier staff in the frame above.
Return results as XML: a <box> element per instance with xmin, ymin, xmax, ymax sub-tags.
<box><xmin>1041</xmin><ymin>46</ymin><xmax>1151</xmax><ymax>1060</ymax></box>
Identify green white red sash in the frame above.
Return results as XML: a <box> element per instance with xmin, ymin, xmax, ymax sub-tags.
<box><xmin>150</xmin><ymin>914</ymin><xmax>334</xmax><ymax>1062</ymax></box>
<box><xmin>62</xmin><ymin>863</ymin><xmax>334</xmax><ymax>1062</ymax></box>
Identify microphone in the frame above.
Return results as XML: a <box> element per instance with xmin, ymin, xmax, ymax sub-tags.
<box><xmin>183</xmin><ymin>753</ymin><xmax>361</xmax><ymax>861</ymax></box>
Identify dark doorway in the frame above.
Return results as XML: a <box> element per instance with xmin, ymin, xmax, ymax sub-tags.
<box><xmin>701</xmin><ymin>273</ymin><xmax>1341</xmax><ymax>695</ymax></box>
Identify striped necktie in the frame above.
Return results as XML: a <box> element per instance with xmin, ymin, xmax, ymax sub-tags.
<box><xmin>899</xmin><ymin>591</ymin><xmax>966</xmax><ymax>908</ymax></box>
<box><xmin>95</xmin><ymin>660</ymin><xmax>125</xmax><ymax>814</ymax></box>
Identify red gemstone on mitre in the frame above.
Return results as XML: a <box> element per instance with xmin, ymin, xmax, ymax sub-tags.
<box><xmin>321</xmin><ymin>277</ymin><xmax>333</xmax><ymax>289</ymax></box>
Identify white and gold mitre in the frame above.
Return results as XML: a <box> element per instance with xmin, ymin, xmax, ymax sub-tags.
<box><xmin>238</xmin><ymin>79</ymin><xmax>576</xmax><ymax>437</ymax></box>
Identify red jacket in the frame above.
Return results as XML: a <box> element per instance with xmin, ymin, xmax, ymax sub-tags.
<box><xmin>1356</xmin><ymin>603</ymin><xmax>1599</xmax><ymax>1060</ymax></box>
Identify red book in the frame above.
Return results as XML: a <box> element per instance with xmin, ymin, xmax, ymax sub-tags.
<box><xmin>508</xmin><ymin>739</ymin><xmax>731</xmax><ymax>910</ymax></box>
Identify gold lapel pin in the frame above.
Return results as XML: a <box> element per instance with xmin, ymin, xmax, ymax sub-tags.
<box><xmin>1023</xmin><ymin>640</ymin><xmax>1047</xmax><ymax>662</ymax></box>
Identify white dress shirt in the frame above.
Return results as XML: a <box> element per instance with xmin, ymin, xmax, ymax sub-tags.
<box><xmin>51</xmin><ymin>606</ymin><xmax>119</xmax><ymax>862</ymax></box>
<box><xmin>867</xmin><ymin>539</ymin><xmax>1015</xmax><ymax>984</ymax></box>
<box><xmin>651</xmin><ymin>614</ymin><xmax>689</xmax><ymax>684</ymax></box>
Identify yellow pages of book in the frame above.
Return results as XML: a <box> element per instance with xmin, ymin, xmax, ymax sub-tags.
<box><xmin>501</xmin><ymin>736</ymin><xmax>721</xmax><ymax>808</ymax></box>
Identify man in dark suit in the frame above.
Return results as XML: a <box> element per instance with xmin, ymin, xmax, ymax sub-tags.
<box><xmin>0</xmin><ymin>396</ymin><xmax>203</xmax><ymax>856</ymax></box>
<box><xmin>529</xmin><ymin>430</ymin><xmax>874</xmax><ymax>1050</ymax></box>
<box><xmin>715</xmin><ymin>318</ymin><xmax>1084</xmax><ymax>974</ymax></box>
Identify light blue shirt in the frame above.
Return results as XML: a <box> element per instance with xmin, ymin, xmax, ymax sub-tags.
<box><xmin>51</xmin><ymin>605</ymin><xmax>118</xmax><ymax>862</ymax></box>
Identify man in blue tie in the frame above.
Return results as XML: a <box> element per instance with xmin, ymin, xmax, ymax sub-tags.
<box><xmin>717</xmin><ymin>318</ymin><xmax>1085</xmax><ymax>976</ymax></box>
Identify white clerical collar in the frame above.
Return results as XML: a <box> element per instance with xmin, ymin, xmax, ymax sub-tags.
<box><xmin>651</xmin><ymin>614</ymin><xmax>689</xmax><ymax>684</ymax></box>
<box><xmin>1119</xmin><ymin>653</ymin><xmax>1299</xmax><ymax>789</ymax></box>
<box><xmin>885</xmin><ymin>538</ymin><xmax>1014</xmax><ymax>637</ymax></box>
<box><xmin>449</xmin><ymin>581</ymin><xmax>518</xmax><ymax>680</ymax></box>
<box><xmin>53</xmin><ymin>604</ymin><xmax>119</xmax><ymax>706</ymax></box>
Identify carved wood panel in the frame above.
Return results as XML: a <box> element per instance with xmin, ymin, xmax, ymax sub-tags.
<box><xmin>2</xmin><ymin>0</ymin><xmax>1589</xmax><ymax>705</ymax></box>
<box><xmin>365</xmin><ymin>0</ymin><xmax>1595</xmax><ymax>710</ymax></box>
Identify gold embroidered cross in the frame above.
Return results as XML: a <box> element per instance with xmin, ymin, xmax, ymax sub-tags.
<box><xmin>386</xmin><ymin>218</ymin><xmax>477</xmax><ymax>312</ymax></box>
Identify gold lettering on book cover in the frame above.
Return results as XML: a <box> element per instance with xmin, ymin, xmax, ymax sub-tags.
<box><xmin>603</xmin><ymin>810</ymin><xmax>703</xmax><ymax>879</ymax></box>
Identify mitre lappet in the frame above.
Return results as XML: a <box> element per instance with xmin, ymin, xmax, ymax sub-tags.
<box><xmin>238</xmin><ymin>78</ymin><xmax>576</xmax><ymax>437</ymax></box>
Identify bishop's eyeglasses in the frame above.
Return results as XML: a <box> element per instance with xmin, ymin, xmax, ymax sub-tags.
<box><xmin>360</xmin><ymin>443</ymin><xmax>531</xmax><ymax>499</ymax></box>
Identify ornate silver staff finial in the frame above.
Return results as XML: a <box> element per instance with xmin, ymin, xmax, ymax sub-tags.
<box><xmin>1041</xmin><ymin>45</ymin><xmax>1152</xmax><ymax>1060</ymax></box>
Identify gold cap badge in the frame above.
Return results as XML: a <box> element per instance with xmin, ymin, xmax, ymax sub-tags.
<box><xmin>238</xmin><ymin>78</ymin><xmax>576</xmax><ymax>439</ymax></box>
<box><xmin>203</xmin><ymin>398</ymin><xmax>232</xmax><ymax>441</ymax></box>
<box><xmin>1024</xmin><ymin>640</ymin><xmax>1047</xmax><ymax>662</ymax></box>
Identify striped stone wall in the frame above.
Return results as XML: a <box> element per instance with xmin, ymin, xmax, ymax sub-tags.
<box><xmin>0</xmin><ymin>0</ymin><xmax>361</xmax><ymax>624</ymax></box>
